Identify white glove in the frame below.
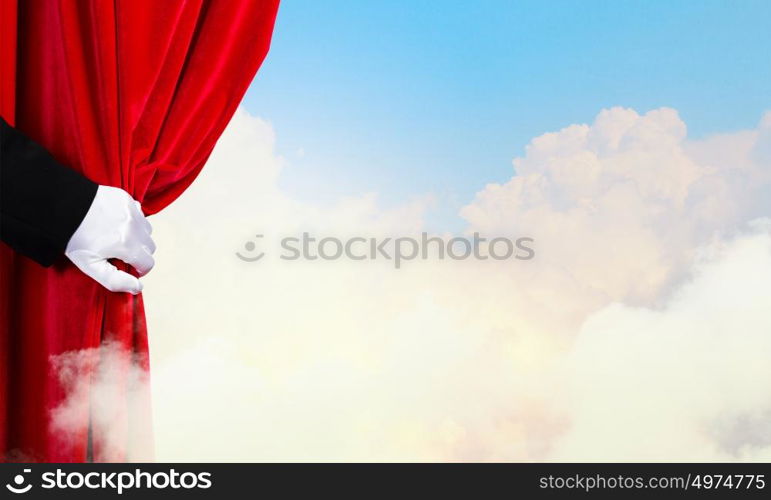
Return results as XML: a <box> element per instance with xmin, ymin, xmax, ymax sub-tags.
<box><xmin>65</xmin><ymin>185</ymin><xmax>156</xmax><ymax>294</ymax></box>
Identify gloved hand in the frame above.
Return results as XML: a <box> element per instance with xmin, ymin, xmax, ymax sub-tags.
<box><xmin>65</xmin><ymin>185</ymin><xmax>156</xmax><ymax>294</ymax></box>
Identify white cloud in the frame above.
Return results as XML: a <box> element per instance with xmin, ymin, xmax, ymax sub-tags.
<box><xmin>51</xmin><ymin>342</ymin><xmax>153</xmax><ymax>462</ymax></box>
<box><xmin>552</xmin><ymin>222</ymin><xmax>771</xmax><ymax>461</ymax></box>
<box><xmin>461</xmin><ymin>108</ymin><xmax>771</xmax><ymax>307</ymax></box>
<box><xmin>128</xmin><ymin>106</ymin><xmax>771</xmax><ymax>461</ymax></box>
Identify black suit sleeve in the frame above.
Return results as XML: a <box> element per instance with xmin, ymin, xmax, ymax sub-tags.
<box><xmin>0</xmin><ymin>116</ymin><xmax>98</xmax><ymax>267</ymax></box>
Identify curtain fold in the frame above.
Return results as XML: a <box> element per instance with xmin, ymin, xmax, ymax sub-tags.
<box><xmin>0</xmin><ymin>0</ymin><xmax>279</xmax><ymax>462</ymax></box>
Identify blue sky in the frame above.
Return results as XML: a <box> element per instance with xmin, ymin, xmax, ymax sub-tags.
<box><xmin>243</xmin><ymin>0</ymin><xmax>771</xmax><ymax>229</ymax></box>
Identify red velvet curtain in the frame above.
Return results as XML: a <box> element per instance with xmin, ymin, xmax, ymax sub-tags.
<box><xmin>0</xmin><ymin>0</ymin><xmax>279</xmax><ymax>462</ymax></box>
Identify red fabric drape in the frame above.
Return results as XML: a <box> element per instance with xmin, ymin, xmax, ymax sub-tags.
<box><xmin>0</xmin><ymin>0</ymin><xmax>279</xmax><ymax>462</ymax></box>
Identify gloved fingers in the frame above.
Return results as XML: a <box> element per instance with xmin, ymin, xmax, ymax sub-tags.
<box><xmin>130</xmin><ymin>217</ymin><xmax>157</xmax><ymax>254</ymax></box>
<box><xmin>131</xmin><ymin>200</ymin><xmax>153</xmax><ymax>235</ymax></box>
<box><xmin>65</xmin><ymin>186</ymin><xmax>155</xmax><ymax>293</ymax></box>
<box><xmin>87</xmin><ymin>259</ymin><xmax>143</xmax><ymax>294</ymax></box>
<box><xmin>130</xmin><ymin>247</ymin><xmax>155</xmax><ymax>276</ymax></box>
<box><xmin>114</xmin><ymin>245</ymin><xmax>155</xmax><ymax>276</ymax></box>
<box><xmin>141</xmin><ymin>233</ymin><xmax>157</xmax><ymax>255</ymax></box>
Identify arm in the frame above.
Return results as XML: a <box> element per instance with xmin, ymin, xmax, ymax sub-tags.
<box><xmin>0</xmin><ymin>117</ymin><xmax>155</xmax><ymax>294</ymax></box>
<box><xmin>0</xmin><ymin>116</ymin><xmax>97</xmax><ymax>266</ymax></box>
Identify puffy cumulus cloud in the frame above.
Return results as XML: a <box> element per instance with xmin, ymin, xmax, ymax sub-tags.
<box><xmin>552</xmin><ymin>222</ymin><xmax>771</xmax><ymax>461</ymax></box>
<box><xmin>462</xmin><ymin>108</ymin><xmax>771</xmax><ymax>307</ymax></box>
<box><xmin>139</xmin><ymin>106</ymin><xmax>771</xmax><ymax>461</ymax></box>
